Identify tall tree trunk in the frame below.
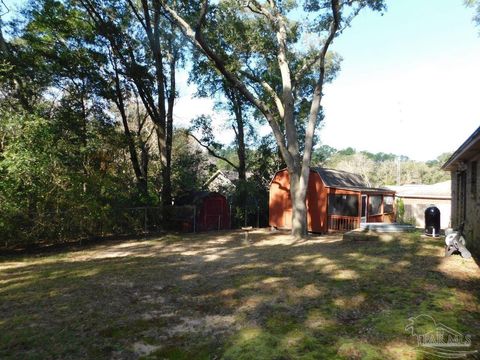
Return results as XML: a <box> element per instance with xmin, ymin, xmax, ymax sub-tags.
<box><xmin>289</xmin><ymin>169</ymin><xmax>309</xmax><ymax>238</ymax></box>
<box><xmin>231</xmin><ymin>92</ymin><xmax>246</xmax><ymax>182</ymax></box>
<box><xmin>139</xmin><ymin>141</ymin><xmax>149</xmax><ymax>197</ymax></box>
<box><xmin>162</xmin><ymin>43</ymin><xmax>176</xmax><ymax>210</ymax></box>
<box><xmin>112</xmin><ymin>60</ymin><xmax>148</xmax><ymax>199</ymax></box>
<box><xmin>228</xmin><ymin>89</ymin><xmax>248</xmax><ymax>224</ymax></box>
<box><xmin>80</xmin><ymin>90</ymin><xmax>88</xmax><ymax>194</ymax></box>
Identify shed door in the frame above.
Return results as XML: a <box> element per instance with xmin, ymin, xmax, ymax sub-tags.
<box><xmin>205</xmin><ymin>198</ymin><xmax>223</xmax><ymax>230</ymax></box>
<box><xmin>361</xmin><ymin>195</ymin><xmax>367</xmax><ymax>223</ymax></box>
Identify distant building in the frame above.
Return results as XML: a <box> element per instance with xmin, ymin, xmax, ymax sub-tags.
<box><xmin>442</xmin><ymin>126</ymin><xmax>480</xmax><ymax>254</ymax></box>
<box><xmin>386</xmin><ymin>181</ymin><xmax>451</xmax><ymax>228</ymax></box>
<box><xmin>203</xmin><ymin>170</ymin><xmax>251</xmax><ymax>195</ymax></box>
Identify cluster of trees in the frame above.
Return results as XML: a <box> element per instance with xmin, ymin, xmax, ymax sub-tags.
<box><xmin>0</xmin><ymin>0</ymin><xmax>288</xmax><ymax>246</ymax></box>
<box><xmin>3</xmin><ymin>0</ymin><xmax>459</xmax><ymax>245</ymax></box>
<box><xmin>312</xmin><ymin>146</ymin><xmax>451</xmax><ymax>187</ymax></box>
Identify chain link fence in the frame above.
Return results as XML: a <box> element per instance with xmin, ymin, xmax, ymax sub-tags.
<box><xmin>1</xmin><ymin>202</ymin><xmax>266</xmax><ymax>249</ymax></box>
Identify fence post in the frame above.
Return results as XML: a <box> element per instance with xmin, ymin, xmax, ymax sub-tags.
<box><xmin>144</xmin><ymin>207</ymin><xmax>148</xmax><ymax>235</ymax></box>
<box><xmin>193</xmin><ymin>206</ymin><xmax>196</xmax><ymax>233</ymax></box>
<box><xmin>257</xmin><ymin>206</ymin><xmax>260</xmax><ymax>229</ymax></box>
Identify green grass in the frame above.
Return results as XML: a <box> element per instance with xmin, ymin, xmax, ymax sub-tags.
<box><xmin>1</xmin><ymin>230</ymin><xmax>479</xmax><ymax>359</ymax></box>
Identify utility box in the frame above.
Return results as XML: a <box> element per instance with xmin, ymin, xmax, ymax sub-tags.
<box><xmin>425</xmin><ymin>205</ymin><xmax>440</xmax><ymax>237</ymax></box>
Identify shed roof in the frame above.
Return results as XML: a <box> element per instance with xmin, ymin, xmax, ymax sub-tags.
<box><xmin>442</xmin><ymin>126</ymin><xmax>480</xmax><ymax>171</ymax></box>
<box><xmin>311</xmin><ymin>167</ymin><xmax>394</xmax><ymax>194</ymax></box>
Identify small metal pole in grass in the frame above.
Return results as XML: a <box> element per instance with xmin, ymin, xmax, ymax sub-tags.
<box><xmin>257</xmin><ymin>206</ymin><xmax>260</xmax><ymax>228</ymax></box>
<box><xmin>218</xmin><ymin>215</ymin><xmax>221</xmax><ymax>231</ymax></box>
<box><xmin>242</xmin><ymin>226</ymin><xmax>253</xmax><ymax>244</ymax></box>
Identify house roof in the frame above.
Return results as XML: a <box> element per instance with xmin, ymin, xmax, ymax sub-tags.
<box><xmin>386</xmin><ymin>181</ymin><xmax>451</xmax><ymax>199</ymax></box>
<box><xmin>203</xmin><ymin>170</ymin><xmax>252</xmax><ymax>188</ymax></box>
<box><xmin>311</xmin><ymin>167</ymin><xmax>394</xmax><ymax>194</ymax></box>
<box><xmin>442</xmin><ymin>126</ymin><xmax>480</xmax><ymax>171</ymax></box>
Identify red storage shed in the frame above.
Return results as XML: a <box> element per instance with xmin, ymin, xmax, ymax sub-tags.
<box><xmin>269</xmin><ymin>168</ymin><xmax>396</xmax><ymax>233</ymax></box>
<box><xmin>176</xmin><ymin>191</ymin><xmax>230</xmax><ymax>232</ymax></box>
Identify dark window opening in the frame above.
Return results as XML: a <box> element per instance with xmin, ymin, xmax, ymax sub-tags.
<box><xmin>458</xmin><ymin>171</ymin><xmax>467</xmax><ymax>222</ymax></box>
<box><xmin>328</xmin><ymin>194</ymin><xmax>359</xmax><ymax>217</ymax></box>
<box><xmin>471</xmin><ymin>161</ymin><xmax>477</xmax><ymax>198</ymax></box>
<box><xmin>384</xmin><ymin>196</ymin><xmax>394</xmax><ymax>213</ymax></box>
<box><xmin>368</xmin><ymin>195</ymin><xmax>382</xmax><ymax>215</ymax></box>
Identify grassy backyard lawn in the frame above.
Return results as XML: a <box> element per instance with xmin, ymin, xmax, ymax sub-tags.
<box><xmin>1</xmin><ymin>230</ymin><xmax>479</xmax><ymax>359</ymax></box>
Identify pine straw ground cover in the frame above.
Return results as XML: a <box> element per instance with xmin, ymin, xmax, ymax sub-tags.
<box><xmin>1</xmin><ymin>229</ymin><xmax>479</xmax><ymax>360</ymax></box>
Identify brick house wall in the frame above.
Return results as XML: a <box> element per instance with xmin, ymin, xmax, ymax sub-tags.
<box><xmin>443</xmin><ymin>126</ymin><xmax>480</xmax><ymax>255</ymax></box>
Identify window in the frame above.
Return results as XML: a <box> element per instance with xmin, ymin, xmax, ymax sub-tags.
<box><xmin>458</xmin><ymin>171</ymin><xmax>466</xmax><ymax>222</ymax></box>
<box><xmin>384</xmin><ymin>196</ymin><xmax>394</xmax><ymax>213</ymax></box>
<box><xmin>328</xmin><ymin>194</ymin><xmax>359</xmax><ymax>217</ymax></box>
<box><xmin>471</xmin><ymin>161</ymin><xmax>477</xmax><ymax>198</ymax></box>
<box><xmin>368</xmin><ymin>195</ymin><xmax>382</xmax><ymax>215</ymax></box>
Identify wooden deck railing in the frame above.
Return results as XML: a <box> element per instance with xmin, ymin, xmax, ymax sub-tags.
<box><xmin>328</xmin><ymin>215</ymin><xmax>359</xmax><ymax>232</ymax></box>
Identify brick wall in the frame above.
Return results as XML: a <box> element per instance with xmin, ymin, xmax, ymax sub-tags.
<box><xmin>451</xmin><ymin>156</ymin><xmax>480</xmax><ymax>255</ymax></box>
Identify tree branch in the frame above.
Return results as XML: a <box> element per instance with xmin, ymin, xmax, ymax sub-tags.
<box><xmin>239</xmin><ymin>70</ymin><xmax>284</xmax><ymax>119</ymax></box>
<box><xmin>126</xmin><ymin>0</ymin><xmax>148</xmax><ymax>33</ymax></box>
<box><xmin>188</xmin><ymin>132</ymin><xmax>239</xmax><ymax>170</ymax></box>
<box><xmin>195</xmin><ymin>0</ymin><xmax>209</xmax><ymax>31</ymax></box>
<box><xmin>160</xmin><ymin>1</ymin><xmax>294</xmax><ymax>169</ymax></box>
<box><xmin>294</xmin><ymin>52</ymin><xmax>323</xmax><ymax>86</ymax></box>
<box><xmin>302</xmin><ymin>0</ymin><xmax>341</xmax><ymax>171</ymax></box>
<box><xmin>270</xmin><ymin>0</ymin><xmax>298</xmax><ymax>162</ymax></box>
<box><xmin>245</xmin><ymin>0</ymin><xmax>276</xmax><ymax>22</ymax></box>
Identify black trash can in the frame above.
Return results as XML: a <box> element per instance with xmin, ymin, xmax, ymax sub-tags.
<box><xmin>425</xmin><ymin>205</ymin><xmax>440</xmax><ymax>237</ymax></box>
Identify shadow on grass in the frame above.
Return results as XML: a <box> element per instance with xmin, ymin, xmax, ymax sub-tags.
<box><xmin>0</xmin><ymin>230</ymin><xmax>479</xmax><ymax>359</ymax></box>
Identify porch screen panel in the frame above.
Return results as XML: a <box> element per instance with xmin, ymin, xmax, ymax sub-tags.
<box><xmin>328</xmin><ymin>194</ymin><xmax>359</xmax><ymax>217</ymax></box>
<box><xmin>368</xmin><ymin>195</ymin><xmax>382</xmax><ymax>215</ymax></box>
<box><xmin>384</xmin><ymin>196</ymin><xmax>394</xmax><ymax>213</ymax></box>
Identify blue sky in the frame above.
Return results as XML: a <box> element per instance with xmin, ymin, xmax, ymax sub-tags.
<box><xmin>2</xmin><ymin>0</ymin><xmax>479</xmax><ymax>161</ymax></box>
<box><xmin>319</xmin><ymin>0</ymin><xmax>480</xmax><ymax>160</ymax></box>
<box><xmin>176</xmin><ymin>0</ymin><xmax>480</xmax><ymax>161</ymax></box>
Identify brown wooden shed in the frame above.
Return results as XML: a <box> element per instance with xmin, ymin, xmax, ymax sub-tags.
<box><xmin>269</xmin><ymin>168</ymin><xmax>396</xmax><ymax>233</ymax></box>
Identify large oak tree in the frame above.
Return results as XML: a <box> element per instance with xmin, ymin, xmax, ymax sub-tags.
<box><xmin>160</xmin><ymin>0</ymin><xmax>385</xmax><ymax>238</ymax></box>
